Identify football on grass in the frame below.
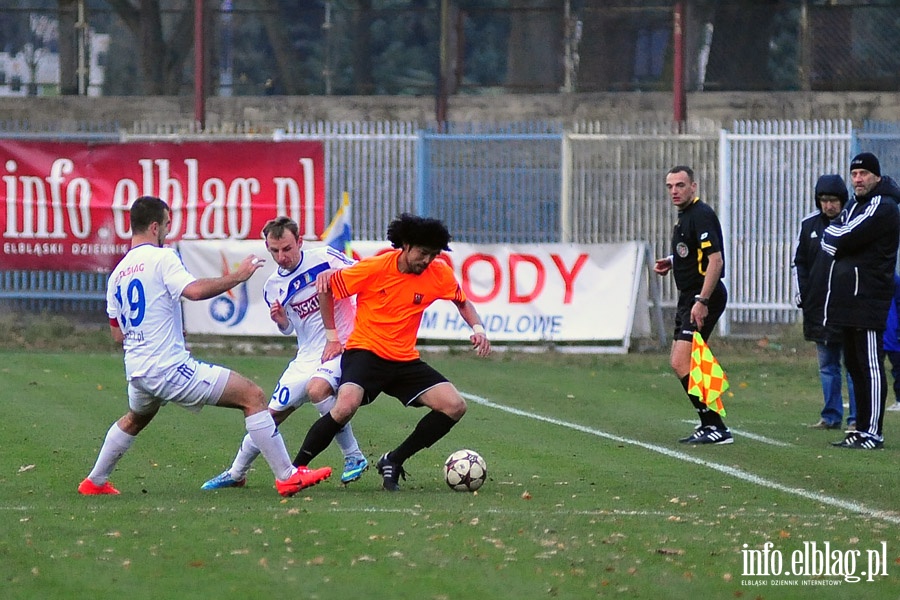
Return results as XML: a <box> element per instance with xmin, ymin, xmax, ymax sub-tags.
<box><xmin>444</xmin><ymin>449</ymin><xmax>487</xmax><ymax>492</ymax></box>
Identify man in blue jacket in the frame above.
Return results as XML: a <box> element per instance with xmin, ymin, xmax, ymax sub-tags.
<box><xmin>821</xmin><ymin>152</ymin><xmax>900</xmax><ymax>449</ymax></box>
<box><xmin>884</xmin><ymin>274</ymin><xmax>900</xmax><ymax>412</ymax></box>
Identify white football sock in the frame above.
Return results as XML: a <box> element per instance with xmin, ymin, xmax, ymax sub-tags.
<box><xmin>228</xmin><ymin>433</ymin><xmax>261</xmax><ymax>480</ymax></box>
<box><xmin>244</xmin><ymin>411</ymin><xmax>295</xmax><ymax>481</ymax></box>
<box><xmin>87</xmin><ymin>423</ymin><xmax>135</xmax><ymax>484</ymax></box>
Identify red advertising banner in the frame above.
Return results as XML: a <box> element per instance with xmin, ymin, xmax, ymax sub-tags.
<box><xmin>0</xmin><ymin>140</ymin><xmax>325</xmax><ymax>272</ymax></box>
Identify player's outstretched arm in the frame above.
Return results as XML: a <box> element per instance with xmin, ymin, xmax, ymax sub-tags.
<box><xmin>182</xmin><ymin>255</ymin><xmax>265</xmax><ymax>301</ymax></box>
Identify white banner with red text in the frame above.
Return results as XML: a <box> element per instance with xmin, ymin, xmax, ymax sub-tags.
<box><xmin>178</xmin><ymin>239</ymin><xmax>657</xmax><ymax>350</ymax></box>
<box><xmin>0</xmin><ymin>140</ymin><xmax>325</xmax><ymax>271</ymax></box>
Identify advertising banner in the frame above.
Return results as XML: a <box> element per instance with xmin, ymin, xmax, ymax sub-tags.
<box><xmin>178</xmin><ymin>239</ymin><xmax>653</xmax><ymax>349</ymax></box>
<box><xmin>0</xmin><ymin>140</ymin><xmax>324</xmax><ymax>272</ymax></box>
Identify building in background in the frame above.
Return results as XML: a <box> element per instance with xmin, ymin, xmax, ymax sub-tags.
<box><xmin>0</xmin><ymin>15</ymin><xmax>108</xmax><ymax>97</ymax></box>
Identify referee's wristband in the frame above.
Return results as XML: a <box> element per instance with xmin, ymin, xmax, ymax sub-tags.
<box><xmin>472</xmin><ymin>324</ymin><xmax>486</xmax><ymax>335</ymax></box>
<box><xmin>693</xmin><ymin>295</ymin><xmax>709</xmax><ymax>306</ymax></box>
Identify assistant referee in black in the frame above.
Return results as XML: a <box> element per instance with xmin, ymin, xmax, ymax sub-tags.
<box><xmin>654</xmin><ymin>165</ymin><xmax>732</xmax><ymax>445</ymax></box>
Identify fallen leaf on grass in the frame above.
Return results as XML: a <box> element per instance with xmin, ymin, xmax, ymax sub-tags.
<box><xmin>656</xmin><ymin>548</ymin><xmax>684</xmax><ymax>555</ymax></box>
<box><xmin>18</xmin><ymin>464</ymin><xmax>35</xmax><ymax>473</ymax></box>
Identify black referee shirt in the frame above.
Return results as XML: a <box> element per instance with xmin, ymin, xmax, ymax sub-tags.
<box><xmin>671</xmin><ymin>197</ymin><xmax>726</xmax><ymax>293</ymax></box>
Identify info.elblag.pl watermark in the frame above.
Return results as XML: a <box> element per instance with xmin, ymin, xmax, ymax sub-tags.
<box><xmin>740</xmin><ymin>541</ymin><xmax>889</xmax><ymax>586</ymax></box>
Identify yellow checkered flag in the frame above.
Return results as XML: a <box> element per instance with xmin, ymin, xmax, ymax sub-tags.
<box><xmin>688</xmin><ymin>331</ymin><xmax>729</xmax><ymax>416</ymax></box>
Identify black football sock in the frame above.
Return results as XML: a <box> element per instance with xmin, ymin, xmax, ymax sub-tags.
<box><xmin>706</xmin><ymin>411</ymin><xmax>727</xmax><ymax>430</ymax></box>
<box><xmin>292</xmin><ymin>412</ymin><xmax>343</xmax><ymax>467</ymax></box>
<box><xmin>389</xmin><ymin>411</ymin><xmax>458</xmax><ymax>465</ymax></box>
<box><xmin>680</xmin><ymin>375</ymin><xmax>712</xmax><ymax>427</ymax></box>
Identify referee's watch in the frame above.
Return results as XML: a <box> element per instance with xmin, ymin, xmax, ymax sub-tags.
<box><xmin>693</xmin><ymin>295</ymin><xmax>709</xmax><ymax>306</ymax></box>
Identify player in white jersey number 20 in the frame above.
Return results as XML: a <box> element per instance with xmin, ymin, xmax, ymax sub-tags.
<box><xmin>201</xmin><ymin>216</ymin><xmax>368</xmax><ymax>491</ymax></box>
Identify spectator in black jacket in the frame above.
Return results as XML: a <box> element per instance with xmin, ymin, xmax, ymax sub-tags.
<box><xmin>821</xmin><ymin>152</ymin><xmax>900</xmax><ymax>449</ymax></box>
<box><xmin>794</xmin><ymin>174</ymin><xmax>856</xmax><ymax>430</ymax></box>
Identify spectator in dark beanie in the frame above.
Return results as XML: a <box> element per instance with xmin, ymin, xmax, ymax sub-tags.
<box><xmin>794</xmin><ymin>174</ymin><xmax>856</xmax><ymax>431</ymax></box>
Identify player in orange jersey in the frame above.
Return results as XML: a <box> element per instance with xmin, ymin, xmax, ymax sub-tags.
<box><xmin>291</xmin><ymin>213</ymin><xmax>491</xmax><ymax>491</ymax></box>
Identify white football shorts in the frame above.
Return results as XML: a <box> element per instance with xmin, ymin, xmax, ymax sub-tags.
<box><xmin>268</xmin><ymin>353</ymin><xmax>342</xmax><ymax>412</ymax></box>
<box><xmin>127</xmin><ymin>356</ymin><xmax>230</xmax><ymax>414</ymax></box>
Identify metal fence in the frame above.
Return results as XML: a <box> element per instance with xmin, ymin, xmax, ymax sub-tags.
<box><xmin>0</xmin><ymin>270</ymin><xmax>108</xmax><ymax>313</ymax></box>
<box><xmin>722</xmin><ymin>120</ymin><xmax>854</xmax><ymax>330</ymax></box>
<box><xmin>420</xmin><ymin>129</ymin><xmax>563</xmax><ymax>244</ymax></box>
<box><xmin>563</xmin><ymin>120</ymin><xmax>721</xmax><ymax>306</ymax></box>
<box><xmin>3</xmin><ymin>118</ymin><xmax>900</xmax><ymax>337</ymax></box>
<box><xmin>280</xmin><ymin>121</ymin><xmax>420</xmax><ymax>241</ymax></box>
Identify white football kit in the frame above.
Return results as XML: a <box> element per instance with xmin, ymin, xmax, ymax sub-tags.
<box><xmin>264</xmin><ymin>246</ymin><xmax>356</xmax><ymax>412</ymax></box>
<box><xmin>107</xmin><ymin>243</ymin><xmax>229</xmax><ymax>413</ymax></box>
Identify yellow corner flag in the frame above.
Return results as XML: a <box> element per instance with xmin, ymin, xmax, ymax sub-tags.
<box><xmin>688</xmin><ymin>331</ymin><xmax>729</xmax><ymax>416</ymax></box>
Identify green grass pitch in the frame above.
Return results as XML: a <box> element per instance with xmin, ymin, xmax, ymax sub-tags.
<box><xmin>3</xmin><ymin>342</ymin><xmax>900</xmax><ymax>599</ymax></box>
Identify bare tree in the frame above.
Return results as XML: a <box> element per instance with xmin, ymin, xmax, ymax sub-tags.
<box><xmin>351</xmin><ymin>0</ymin><xmax>374</xmax><ymax>95</ymax></box>
<box><xmin>506</xmin><ymin>0</ymin><xmax>564</xmax><ymax>91</ymax></box>
<box><xmin>254</xmin><ymin>0</ymin><xmax>304</xmax><ymax>94</ymax></box>
<box><xmin>58</xmin><ymin>0</ymin><xmax>78</xmax><ymax>95</ymax></box>
<box><xmin>106</xmin><ymin>0</ymin><xmax>197</xmax><ymax>95</ymax></box>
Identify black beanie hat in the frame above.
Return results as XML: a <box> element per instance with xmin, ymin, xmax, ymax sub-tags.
<box><xmin>850</xmin><ymin>152</ymin><xmax>881</xmax><ymax>177</ymax></box>
<box><xmin>814</xmin><ymin>174</ymin><xmax>848</xmax><ymax>206</ymax></box>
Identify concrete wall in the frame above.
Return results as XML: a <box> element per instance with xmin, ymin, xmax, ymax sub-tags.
<box><xmin>3</xmin><ymin>91</ymin><xmax>900</xmax><ymax>131</ymax></box>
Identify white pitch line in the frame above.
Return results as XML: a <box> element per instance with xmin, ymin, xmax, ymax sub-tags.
<box><xmin>461</xmin><ymin>392</ymin><xmax>900</xmax><ymax>525</ymax></box>
<box><xmin>679</xmin><ymin>419</ymin><xmax>792</xmax><ymax>447</ymax></box>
